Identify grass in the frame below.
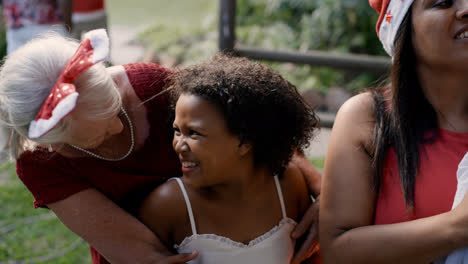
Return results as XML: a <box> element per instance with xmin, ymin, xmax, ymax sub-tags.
<box><xmin>0</xmin><ymin>162</ymin><xmax>91</xmax><ymax>264</ymax></box>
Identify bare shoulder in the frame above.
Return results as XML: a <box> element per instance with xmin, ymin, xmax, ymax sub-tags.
<box><xmin>281</xmin><ymin>164</ymin><xmax>311</xmax><ymax>220</ymax></box>
<box><xmin>138</xmin><ymin>179</ymin><xmax>188</xmax><ymax>248</ymax></box>
<box><xmin>333</xmin><ymin>92</ymin><xmax>376</xmax><ymax>149</ymax></box>
<box><xmin>337</xmin><ymin>92</ymin><xmax>375</xmax><ymax>126</ymax></box>
<box><xmin>139</xmin><ymin>179</ymin><xmax>186</xmax><ymax>222</ymax></box>
<box><xmin>339</xmin><ymin>91</ymin><xmax>375</xmax><ymax>114</ymax></box>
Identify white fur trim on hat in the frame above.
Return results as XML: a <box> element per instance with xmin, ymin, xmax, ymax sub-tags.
<box><xmin>378</xmin><ymin>0</ymin><xmax>414</xmax><ymax>56</ymax></box>
<box><xmin>83</xmin><ymin>29</ymin><xmax>109</xmax><ymax>63</ymax></box>
<box><xmin>28</xmin><ymin>92</ymin><xmax>79</xmax><ymax>139</ymax></box>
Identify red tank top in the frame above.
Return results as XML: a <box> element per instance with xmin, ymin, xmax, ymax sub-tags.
<box><xmin>374</xmin><ymin>129</ymin><xmax>468</xmax><ymax>224</ymax></box>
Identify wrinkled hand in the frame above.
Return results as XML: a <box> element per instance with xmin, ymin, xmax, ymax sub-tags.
<box><xmin>291</xmin><ymin>195</ymin><xmax>320</xmax><ymax>264</ymax></box>
<box><xmin>154</xmin><ymin>251</ymin><xmax>198</xmax><ymax>264</ymax></box>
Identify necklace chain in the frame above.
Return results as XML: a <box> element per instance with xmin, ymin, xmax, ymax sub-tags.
<box><xmin>69</xmin><ymin>106</ymin><xmax>135</xmax><ymax>161</ymax></box>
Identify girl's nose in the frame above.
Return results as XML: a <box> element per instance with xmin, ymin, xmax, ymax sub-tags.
<box><xmin>456</xmin><ymin>0</ymin><xmax>468</xmax><ymax>20</ymax></box>
<box><xmin>173</xmin><ymin>136</ymin><xmax>189</xmax><ymax>153</ymax></box>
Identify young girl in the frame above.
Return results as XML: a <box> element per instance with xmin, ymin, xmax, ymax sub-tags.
<box><xmin>139</xmin><ymin>54</ymin><xmax>319</xmax><ymax>263</ymax></box>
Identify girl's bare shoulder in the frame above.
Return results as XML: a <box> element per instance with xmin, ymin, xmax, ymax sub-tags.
<box><xmin>139</xmin><ymin>179</ymin><xmax>187</xmax><ymax>222</ymax></box>
<box><xmin>138</xmin><ymin>179</ymin><xmax>189</xmax><ymax>248</ymax></box>
<box><xmin>281</xmin><ymin>164</ymin><xmax>311</xmax><ymax>220</ymax></box>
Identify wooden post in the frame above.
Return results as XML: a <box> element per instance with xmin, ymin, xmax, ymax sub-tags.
<box><xmin>219</xmin><ymin>0</ymin><xmax>236</xmax><ymax>53</ymax></box>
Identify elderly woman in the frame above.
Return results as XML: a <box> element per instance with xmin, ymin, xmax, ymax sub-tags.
<box><xmin>319</xmin><ymin>0</ymin><xmax>468</xmax><ymax>263</ymax></box>
<box><xmin>0</xmin><ymin>30</ymin><xmax>321</xmax><ymax>264</ymax></box>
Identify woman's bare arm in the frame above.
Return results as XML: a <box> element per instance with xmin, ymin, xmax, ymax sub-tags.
<box><xmin>48</xmin><ymin>188</ymin><xmax>197</xmax><ymax>264</ymax></box>
<box><xmin>320</xmin><ymin>93</ymin><xmax>467</xmax><ymax>264</ymax></box>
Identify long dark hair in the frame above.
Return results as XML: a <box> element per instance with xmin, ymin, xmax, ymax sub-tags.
<box><xmin>372</xmin><ymin>10</ymin><xmax>438</xmax><ymax>208</ymax></box>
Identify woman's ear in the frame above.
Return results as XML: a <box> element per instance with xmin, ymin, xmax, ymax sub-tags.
<box><xmin>238</xmin><ymin>142</ymin><xmax>252</xmax><ymax>156</ymax></box>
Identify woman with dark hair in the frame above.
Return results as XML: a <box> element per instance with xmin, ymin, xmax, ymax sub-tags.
<box><xmin>319</xmin><ymin>0</ymin><xmax>468</xmax><ymax>263</ymax></box>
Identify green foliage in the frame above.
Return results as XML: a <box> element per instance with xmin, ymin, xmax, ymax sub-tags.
<box><xmin>300</xmin><ymin>0</ymin><xmax>383</xmax><ymax>55</ymax></box>
<box><xmin>309</xmin><ymin>157</ymin><xmax>325</xmax><ymax>169</ymax></box>
<box><xmin>137</xmin><ymin>1</ymin><xmax>219</xmax><ymax>66</ymax></box>
<box><xmin>139</xmin><ymin>0</ymin><xmax>387</xmax><ymax>93</ymax></box>
<box><xmin>237</xmin><ymin>0</ymin><xmax>383</xmax><ymax>55</ymax></box>
<box><xmin>236</xmin><ymin>0</ymin><xmax>386</xmax><ymax>93</ymax></box>
<box><xmin>139</xmin><ymin>14</ymin><xmax>219</xmax><ymax>66</ymax></box>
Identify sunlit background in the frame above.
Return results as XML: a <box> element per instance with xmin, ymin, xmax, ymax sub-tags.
<box><xmin>0</xmin><ymin>1</ymin><xmax>385</xmax><ymax>262</ymax></box>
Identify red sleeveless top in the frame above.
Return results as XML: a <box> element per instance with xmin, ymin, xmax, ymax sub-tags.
<box><xmin>374</xmin><ymin>129</ymin><xmax>468</xmax><ymax>224</ymax></box>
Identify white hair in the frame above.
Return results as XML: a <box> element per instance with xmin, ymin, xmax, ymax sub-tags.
<box><xmin>0</xmin><ymin>32</ymin><xmax>121</xmax><ymax>159</ymax></box>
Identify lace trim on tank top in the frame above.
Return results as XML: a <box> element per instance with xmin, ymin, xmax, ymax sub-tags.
<box><xmin>170</xmin><ymin>175</ymin><xmax>297</xmax><ymax>250</ymax></box>
<box><xmin>174</xmin><ymin>217</ymin><xmax>296</xmax><ymax>249</ymax></box>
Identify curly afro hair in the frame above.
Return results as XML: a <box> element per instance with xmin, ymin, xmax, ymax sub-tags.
<box><xmin>169</xmin><ymin>54</ymin><xmax>318</xmax><ymax>175</ymax></box>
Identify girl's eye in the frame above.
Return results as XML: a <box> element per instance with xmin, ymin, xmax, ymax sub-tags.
<box><xmin>189</xmin><ymin>130</ymin><xmax>201</xmax><ymax>136</ymax></box>
<box><xmin>173</xmin><ymin>127</ymin><xmax>181</xmax><ymax>135</ymax></box>
<box><xmin>433</xmin><ymin>0</ymin><xmax>452</xmax><ymax>8</ymax></box>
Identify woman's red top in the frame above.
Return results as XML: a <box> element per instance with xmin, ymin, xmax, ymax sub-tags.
<box><xmin>374</xmin><ymin>129</ymin><xmax>468</xmax><ymax>224</ymax></box>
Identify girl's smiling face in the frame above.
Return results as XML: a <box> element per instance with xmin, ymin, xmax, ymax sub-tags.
<box><xmin>411</xmin><ymin>0</ymin><xmax>468</xmax><ymax>68</ymax></box>
<box><xmin>172</xmin><ymin>94</ymin><xmax>248</xmax><ymax>188</ymax></box>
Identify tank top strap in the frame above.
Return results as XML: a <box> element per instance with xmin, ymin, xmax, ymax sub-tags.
<box><xmin>273</xmin><ymin>175</ymin><xmax>287</xmax><ymax>219</ymax></box>
<box><xmin>169</xmin><ymin>177</ymin><xmax>198</xmax><ymax>235</ymax></box>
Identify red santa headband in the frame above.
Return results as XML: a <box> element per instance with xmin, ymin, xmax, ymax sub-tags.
<box><xmin>28</xmin><ymin>29</ymin><xmax>110</xmax><ymax>139</ymax></box>
<box><xmin>369</xmin><ymin>0</ymin><xmax>414</xmax><ymax>56</ymax></box>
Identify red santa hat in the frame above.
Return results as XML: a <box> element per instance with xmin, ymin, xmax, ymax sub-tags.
<box><xmin>369</xmin><ymin>0</ymin><xmax>414</xmax><ymax>56</ymax></box>
<box><xmin>28</xmin><ymin>29</ymin><xmax>110</xmax><ymax>139</ymax></box>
